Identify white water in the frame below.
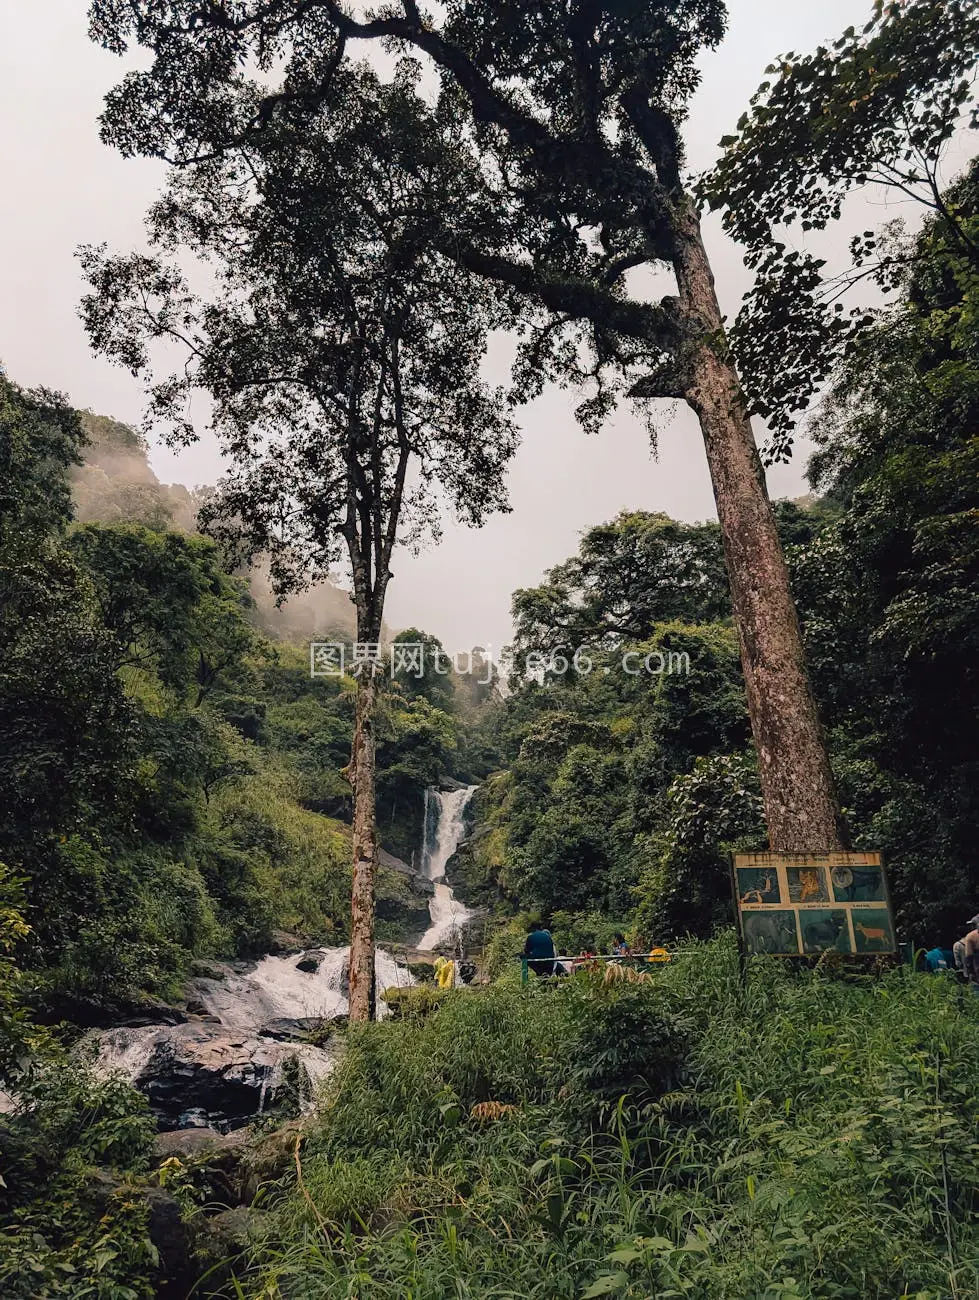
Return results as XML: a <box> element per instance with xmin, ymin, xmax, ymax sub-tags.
<box><xmin>90</xmin><ymin>946</ymin><xmax>413</xmax><ymax>1119</ymax></box>
<box><xmin>191</xmin><ymin>946</ymin><xmax>412</xmax><ymax>1029</ymax></box>
<box><xmin>418</xmin><ymin>786</ymin><xmax>477</xmax><ymax>951</ymax></box>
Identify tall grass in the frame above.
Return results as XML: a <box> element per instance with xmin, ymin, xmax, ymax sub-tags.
<box><xmin>233</xmin><ymin>935</ymin><xmax>979</xmax><ymax>1299</ymax></box>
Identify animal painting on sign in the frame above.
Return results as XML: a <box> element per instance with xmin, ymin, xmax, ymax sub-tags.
<box><xmin>788</xmin><ymin>866</ymin><xmax>829</xmax><ymax>904</ymax></box>
<box><xmin>742</xmin><ymin>911</ymin><xmax>798</xmax><ymax>955</ymax></box>
<box><xmin>801</xmin><ymin>910</ymin><xmax>849</xmax><ymax>955</ymax></box>
<box><xmin>855</xmin><ymin>922</ymin><xmax>889</xmax><ymax>948</ymax></box>
<box><xmin>737</xmin><ymin>867</ymin><xmax>780</xmax><ymax>906</ymax></box>
<box><xmin>741</xmin><ymin>873</ymin><xmax>775</xmax><ymax>905</ymax></box>
<box><xmin>852</xmin><ymin>909</ymin><xmax>894</xmax><ymax>953</ymax></box>
<box><xmin>799</xmin><ymin>870</ymin><xmax>821</xmax><ymax>902</ymax></box>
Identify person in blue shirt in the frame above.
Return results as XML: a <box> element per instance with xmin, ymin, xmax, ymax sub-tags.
<box><xmin>523</xmin><ymin>925</ymin><xmax>558</xmax><ymax>977</ymax></box>
<box><xmin>923</xmin><ymin>946</ymin><xmax>954</xmax><ymax>973</ymax></box>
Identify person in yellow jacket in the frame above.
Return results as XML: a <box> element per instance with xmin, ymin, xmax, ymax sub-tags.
<box><xmin>434</xmin><ymin>955</ymin><xmax>455</xmax><ymax>989</ymax></box>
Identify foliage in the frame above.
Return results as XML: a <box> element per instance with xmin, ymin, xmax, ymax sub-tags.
<box><xmin>0</xmin><ymin>864</ymin><xmax>40</xmax><ymax>1079</ymax></box>
<box><xmin>231</xmin><ymin>937</ymin><xmax>979</xmax><ymax>1299</ymax></box>
<box><xmin>510</xmin><ymin>513</ymin><xmax>730</xmax><ymax>672</ymax></box>
<box><xmin>0</xmin><ymin>371</ymin><xmax>487</xmax><ymax>1005</ymax></box>
<box><xmin>475</xmin><ymin>523</ymin><xmax>752</xmax><ymax>922</ymax></box>
<box><xmin>705</xmin><ymin>0</ymin><xmax>979</xmax><ymax>459</ymax></box>
<box><xmin>81</xmin><ymin>60</ymin><xmax>519</xmax><ymax>634</ymax></box>
<box><xmin>788</xmin><ymin>161</ymin><xmax>979</xmax><ymax>942</ymax></box>
<box><xmin>89</xmin><ymin>0</ymin><xmax>726</xmax><ymax>415</ymax></box>
<box><xmin>633</xmin><ymin>752</ymin><xmax>765</xmax><ymax>944</ymax></box>
<box><xmin>0</xmin><ymin>1054</ymin><xmax>157</xmax><ymax>1299</ymax></box>
<box><xmin>0</xmin><ymin>373</ymin><xmax>85</xmax><ymax>545</ymax></box>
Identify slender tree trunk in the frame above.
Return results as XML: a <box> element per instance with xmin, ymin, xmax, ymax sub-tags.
<box><xmin>673</xmin><ymin>201</ymin><xmax>845</xmax><ymax>853</ymax></box>
<box><xmin>347</xmin><ymin>663</ymin><xmax>379</xmax><ymax>1021</ymax></box>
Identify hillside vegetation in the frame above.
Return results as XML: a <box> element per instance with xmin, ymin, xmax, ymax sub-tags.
<box><xmin>237</xmin><ymin>942</ymin><xmax>979</xmax><ymax>1299</ymax></box>
<box><xmin>0</xmin><ymin>385</ymin><xmax>486</xmax><ymax>1008</ymax></box>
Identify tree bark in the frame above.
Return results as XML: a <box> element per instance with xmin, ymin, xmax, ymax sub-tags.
<box><xmin>673</xmin><ymin>200</ymin><xmax>845</xmax><ymax>853</ymax></box>
<box><xmin>347</xmin><ymin>663</ymin><xmax>379</xmax><ymax>1021</ymax></box>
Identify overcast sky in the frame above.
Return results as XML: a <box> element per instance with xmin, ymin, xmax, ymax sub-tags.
<box><xmin>0</xmin><ymin>1</ymin><xmax>937</xmax><ymax>655</ymax></box>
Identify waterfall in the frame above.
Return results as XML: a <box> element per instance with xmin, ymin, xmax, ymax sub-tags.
<box><xmin>88</xmin><ymin>945</ymin><xmax>414</xmax><ymax>1129</ymax></box>
<box><xmin>418</xmin><ymin>785</ymin><xmax>477</xmax><ymax>951</ymax></box>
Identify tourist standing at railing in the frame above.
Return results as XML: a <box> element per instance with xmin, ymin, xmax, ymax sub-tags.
<box><xmin>523</xmin><ymin>924</ymin><xmax>558</xmax><ymax>977</ymax></box>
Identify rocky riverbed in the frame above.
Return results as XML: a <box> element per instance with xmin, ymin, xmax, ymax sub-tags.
<box><xmin>89</xmin><ymin>946</ymin><xmax>413</xmax><ymax>1131</ymax></box>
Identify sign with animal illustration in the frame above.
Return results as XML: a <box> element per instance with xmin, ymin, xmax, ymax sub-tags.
<box><xmin>733</xmin><ymin>852</ymin><xmax>896</xmax><ymax>957</ymax></box>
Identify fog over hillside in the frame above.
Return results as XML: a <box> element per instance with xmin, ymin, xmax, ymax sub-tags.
<box><xmin>73</xmin><ymin>410</ymin><xmax>361</xmax><ymax>644</ymax></box>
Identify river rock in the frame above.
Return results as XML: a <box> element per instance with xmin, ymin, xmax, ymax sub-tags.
<box><xmin>260</xmin><ymin>1016</ymin><xmax>333</xmax><ymax>1041</ymax></box>
<box><xmin>295</xmin><ymin>949</ymin><xmax>326</xmax><ymax>973</ymax></box>
<box><xmin>268</xmin><ymin>929</ymin><xmax>305</xmax><ymax>955</ymax></box>
<box><xmin>93</xmin><ymin>1022</ymin><xmax>334</xmax><ymax>1131</ymax></box>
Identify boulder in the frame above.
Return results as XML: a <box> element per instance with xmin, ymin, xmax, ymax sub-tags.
<box><xmin>295</xmin><ymin>949</ymin><xmax>326</xmax><ymax>974</ymax></box>
<box><xmin>260</xmin><ymin>1016</ymin><xmax>333</xmax><ymax>1041</ymax></box>
<box><xmin>268</xmin><ymin>929</ymin><xmax>305</xmax><ymax>956</ymax></box>
<box><xmin>153</xmin><ymin>1126</ymin><xmax>227</xmax><ymax>1159</ymax></box>
<box><xmin>93</xmin><ymin>1022</ymin><xmax>335</xmax><ymax>1130</ymax></box>
<box><xmin>192</xmin><ymin>1206</ymin><xmax>271</xmax><ymax>1289</ymax></box>
<box><xmin>378</xmin><ymin>847</ymin><xmax>415</xmax><ymax>875</ymax></box>
<box><xmin>39</xmin><ymin>993</ymin><xmax>187</xmax><ymax>1029</ymax></box>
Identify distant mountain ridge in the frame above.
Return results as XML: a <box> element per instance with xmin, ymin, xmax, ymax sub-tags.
<box><xmin>72</xmin><ymin>410</ymin><xmax>360</xmax><ymax>644</ymax></box>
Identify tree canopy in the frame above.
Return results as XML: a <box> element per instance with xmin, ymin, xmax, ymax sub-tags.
<box><xmin>705</xmin><ymin>0</ymin><xmax>979</xmax><ymax>459</ymax></box>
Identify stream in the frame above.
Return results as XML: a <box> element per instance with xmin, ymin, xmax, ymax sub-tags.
<box><xmin>90</xmin><ymin>785</ymin><xmax>477</xmax><ymax>1131</ymax></box>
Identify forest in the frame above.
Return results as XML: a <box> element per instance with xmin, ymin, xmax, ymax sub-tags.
<box><xmin>1</xmin><ymin>1</ymin><xmax>978</xmax><ymax>1297</ymax></box>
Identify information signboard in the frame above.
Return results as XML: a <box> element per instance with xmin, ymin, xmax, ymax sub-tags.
<box><xmin>733</xmin><ymin>852</ymin><xmax>896</xmax><ymax>957</ymax></box>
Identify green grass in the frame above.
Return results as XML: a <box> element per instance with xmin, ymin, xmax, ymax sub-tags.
<box><xmin>232</xmin><ymin>935</ymin><xmax>979</xmax><ymax>1299</ymax></box>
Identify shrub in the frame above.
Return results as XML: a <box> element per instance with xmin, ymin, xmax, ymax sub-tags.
<box><xmin>0</xmin><ymin>1057</ymin><xmax>157</xmax><ymax>1298</ymax></box>
<box><xmin>236</xmin><ymin>935</ymin><xmax>979</xmax><ymax>1300</ymax></box>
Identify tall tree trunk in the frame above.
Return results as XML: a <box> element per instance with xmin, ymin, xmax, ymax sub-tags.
<box><xmin>673</xmin><ymin>201</ymin><xmax>845</xmax><ymax>853</ymax></box>
<box><xmin>347</xmin><ymin>664</ymin><xmax>379</xmax><ymax>1021</ymax></box>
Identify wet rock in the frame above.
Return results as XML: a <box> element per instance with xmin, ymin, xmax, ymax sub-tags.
<box><xmin>378</xmin><ymin>847</ymin><xmax>415</xmax><ymax>875</ymax></box>
<box><xmin>260</xmin><ymin>1016</ymin><xmax>332</xmax><ymax>1041</ymax></box>
<box><xmin>268</xmin><ymin>929</ymin><xmax>305</xmax><ymax>956</ymax></box>
<box><xmin>39</xmin><ymin>993</ymin><xmax>187</xmax><ymax>1030</ymax></box>
<box><xmin>376</xmin><ymin>870</ymin><xmax>435</xmax><ymax>934</ymax></box>
<box><xmin>295</xmin><ymin>949</ymin><xmax>326</xmax><ymax>974</ymax></box>
<box><xmin>225</xmin><ymin>957</ymin><xmax>259</xmax><ymax>975</ymax></box>
<box><xmin>178</xmin><ymin>1107</ymin><xmax>211</xmax><ymax>1128</ymax></box>
<box><xmin>153</xmin><ymin>1126</ymin><xmax>227</xmax><ymax>1159</ymax></box>
<box><xmin>92</xmin><ymin>1022</ymin><xmax>334</xmax><ymax>1131</ymax></box>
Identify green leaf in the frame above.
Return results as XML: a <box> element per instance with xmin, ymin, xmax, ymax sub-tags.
<box><xmin>581</xmin><ymin>1273</ymin><xmax>629</xmax><ymax>1298</ymax></box>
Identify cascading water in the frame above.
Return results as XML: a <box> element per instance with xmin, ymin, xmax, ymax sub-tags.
<box><xmin>418</xmin><ymin>785</ymin><xmax>477</xmax><ymax>951</ymax></box>
<box><xmin>77</xmin><ymin>793</ymin><xmax>479</xmax><ymax>1129</ymax></box>
<box><xmin>91</xmin><ymin>946</ymin><xmax>413</xmax><ymax>1129</ymax></box>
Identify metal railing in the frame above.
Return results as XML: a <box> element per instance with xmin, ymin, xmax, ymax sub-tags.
<box><xmin>519</xmin><ymin>950</ymin><xmax>671</xmax><ymax>985</ymax></box>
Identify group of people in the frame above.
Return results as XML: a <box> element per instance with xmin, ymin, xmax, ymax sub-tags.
<box><xmin>522</xmin><ymin>925</ymin><xmax>663</xmax><ymax>978</ymax></box>
<box><xmin>924</xmin><ymin>911</ymin><xmax>979</xmax><ymax>986</ymax></box>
